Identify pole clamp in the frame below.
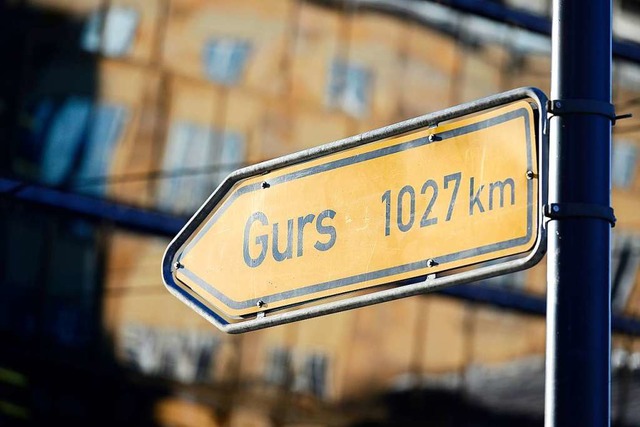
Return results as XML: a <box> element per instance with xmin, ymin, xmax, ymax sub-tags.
<box><xmin>544</xmin><ymin>203</ymin><xmax>616</xmax><ymax>227</ymax></box>
<box><xmin>547</xmin><ymin>99</ymin><xmax>631</xmax><ymax>125</ymax></box>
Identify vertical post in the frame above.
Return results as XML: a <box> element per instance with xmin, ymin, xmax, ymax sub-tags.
<box><xmin>546</xmin><ymin>0</ymin><xmax>612</xmax><ymax>426</ymax></box>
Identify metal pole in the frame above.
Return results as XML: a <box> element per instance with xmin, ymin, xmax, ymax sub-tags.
<box><xmin>546</xmin><ymin>0</ymin><xmax>612</xmax><ymax>426</ymax></box>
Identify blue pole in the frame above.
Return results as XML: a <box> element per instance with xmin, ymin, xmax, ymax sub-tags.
<box><xmin>545</xmin><ymin>0</ymin><xmax>612</xmax><ymax>425</ymax></box>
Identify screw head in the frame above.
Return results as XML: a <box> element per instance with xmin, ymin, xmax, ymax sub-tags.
<box><xmin>526</xmin><ymin>170</ymin><xmax>535</xmax><ymax>180</ymax></box>
<box><xmin>428</xmin><ymin>134</ymin><xmax>437</xmax><ymax>142</ymax></box>
<box><xmin>555</xmin><ymin>101</ymin><xmax>562</xmax><ymax>108</ymax></box>
<box><xmin>426</xmin><ymin>259</ymin><xmax>436</xmax><ymax>268</ymax></box>
<box><xmin>256</xmin><ymin>300</ymin><xmax>266</xmax><ymax>308</ymax></box>
<box><xmin>552</xmin><ymin>205</ymin><xmax>560</xmax><ymax>213</ymax></box>
<box><xmin>174</xmin><ymin>261</ymin><xmax>182</xmax><ymax>270</ymax></box>
<box><xmin>261</xmin><ymin>182</ymin><xmax>270</xmax><ymax>189</ymax></box>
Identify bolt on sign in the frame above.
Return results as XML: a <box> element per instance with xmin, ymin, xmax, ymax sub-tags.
<box><xmin>162</xmin><ymin>87</ymin><xmax>548</xmax><ymax>333</ymax></box>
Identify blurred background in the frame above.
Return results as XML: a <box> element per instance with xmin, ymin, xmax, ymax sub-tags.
<box><xmin>0</xmin><ymin>0</ymin><xmax>640</xmax><ymax>425</ymax></box>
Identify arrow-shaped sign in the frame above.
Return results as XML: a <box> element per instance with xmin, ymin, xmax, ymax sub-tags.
<box><xmin>162</xmin><ymin>88</ymin><xmax>547</xmax><ymax>333</ymax></box>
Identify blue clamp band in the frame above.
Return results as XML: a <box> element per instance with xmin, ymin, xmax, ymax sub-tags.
<box><xmin>544</xmin><ymin>203</ymin><xmax>616</xmax><ymax>227</ymax></box>
<box><xmin>547</xmin><ymin>99</ymin><xmax>632</xmax><ymax>125</ymax></box>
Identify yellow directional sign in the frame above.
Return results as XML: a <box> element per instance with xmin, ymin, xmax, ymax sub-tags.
<box><xmin>164</xmin><ymin>96</ymin><xmax>541</xmax><ymax>325</ymax></box>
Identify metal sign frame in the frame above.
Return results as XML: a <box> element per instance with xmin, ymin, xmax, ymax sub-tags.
<box><xmin>161</xmin><ymin>87</ymin><xmax>549</xmax><ymax>334</ymax></box>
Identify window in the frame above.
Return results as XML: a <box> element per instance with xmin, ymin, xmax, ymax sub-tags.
<box><xmin>0</xmin><ymin>206</ymin><xmax>102</xmax><ymax>357</ymax></box>
<box><xmin>34</xmin><ymin>97</ymin><xmax>128</xmax><ymax>195</ymax></box>
<box><xmin>485</xmin><ymin>270</ymin><xmax>527</xmax><ymax>290</ymax></box>
<box><xmin>612</xmin><ymin>233</ymin><xmax>640</xmax><ymax>313</ymax></box>
<box><xmin>156</xmin><ymin>122</ymin><xmax>245</xmax><ymax>215</ymax></box>
<box><xmin>202</xmin><ymin>38</ymin><xmax>252</xmax><ymax>86</ymax></box>
<box><xmin>82</xmin><ymin>7</ymin><xmax>139</xmax><ymax>58</ymax></box>
<box><xmin>39</xmin><ymin>97</ymin><xmax>93</xmax><ymax>186</ymax></box>
<box><xmin>612</xmin><ymin>140</ymin><xmax>638</xmax><ymax>189</ymax></box>
<box><xmin>505</xmin><ymin>0</ymin><xmax>550</xmax><ymax>15</ymax></box>
<box><xmin>326</xmin><ymin>58</ymin><xmax>373</xmax><ymax>118</ymax></box>
<box><xmin>121</xmin><ymin>324</ymin><xmax>219</xmax><ymax>383</ymax></box>
<box><xmin>265</xmin><ymin>347</ymin><xmax>292</xmax><ymax>387</ymax></box>
<box><xmin>73</xmin><ymin>103</ymin><xmax>129</xmax><ymax>195</ymax></box>
<box><xmin>292</xmin><ymin>353</ymin><xmax>329</xmax><ymax>398</ymax></box>
<box><xmin>214</xmin><ymin>131</ymin><xmax>246</xmax><ymax>185</ymax></box>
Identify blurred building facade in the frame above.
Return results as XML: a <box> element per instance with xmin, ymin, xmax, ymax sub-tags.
<box><xmin>1</xmin><ymin>0</ymin><xmax>640</xmax><ymax>425</ymax></box>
